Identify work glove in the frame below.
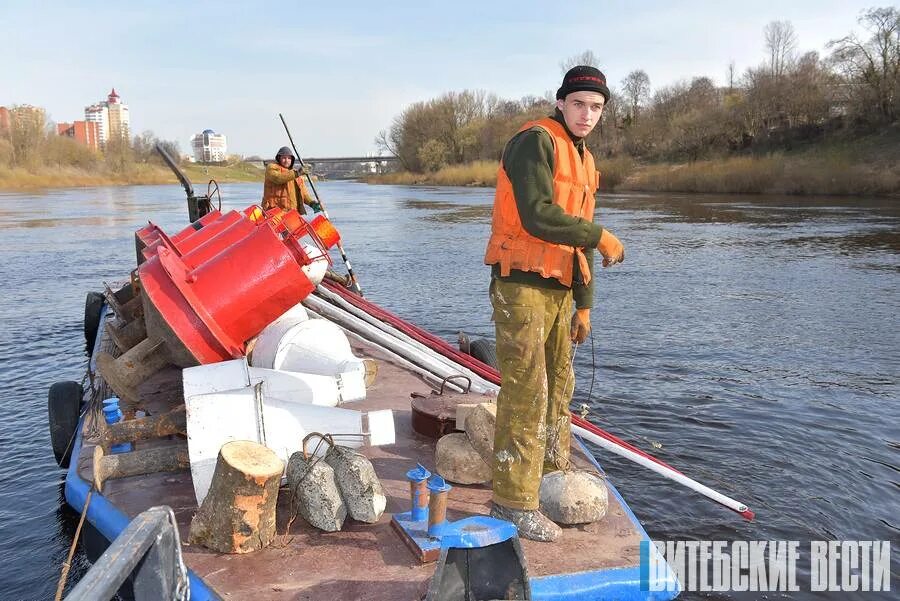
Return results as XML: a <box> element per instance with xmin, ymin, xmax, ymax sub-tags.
<box><xmin>309</xmin><ymin>200</ymin><xmax>323</xmax><ymax>213</ymax></box>
<box><xmin>597</xmin><ymin>229</ymin><xmax>625</xmax><ymax>267</ymax></box>
<box><xmin>570</xmin><ymin>308</ymin><xmax>591</xmax><ymax>344</ymax></box>
<box><xmin>294</xmin><ymin>165</ymin><xmax>310</xmax><ymax>177</ymax></box>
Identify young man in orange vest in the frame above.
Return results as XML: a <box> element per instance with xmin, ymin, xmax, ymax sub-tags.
<box><xmin>484</xmin><ymin>65</ymin><xmax>625</xmax><ymax>542</ymax></box>
<box><xmin>261</xmin><ymin>146</ymin><xmax>321</xmax><ymax>215</ymax></box>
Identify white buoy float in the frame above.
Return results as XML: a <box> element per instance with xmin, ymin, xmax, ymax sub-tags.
<box><xmin>300</xmin><ymin>243</ymin><xmax>329</xmax><ymax>286</ymax></box>
<box><xmin>183</xmin><ymin>358</ymin><xmax>394</xmax><ymax>505</ymax></box>
<box><xmin>251</xmin><ymin>308</ymin><xmax>373</xmax><ymax>383</ymax></box>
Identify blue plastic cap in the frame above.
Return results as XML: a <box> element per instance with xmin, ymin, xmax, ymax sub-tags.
<box><xmin>427</xmin><ymin>474</ymin><xmax>452</xmax><ymax>493</ymax></box>
<box><xmin>110</xmin><ymin>442</ymin><xmax>132</xmax><ymax>454</ymax></box>
<box><xmin>439</xmin><ymin>516</ymin><xmax>518</xmax><ymax>549</ymax></box>
<box><xmin>102</xmin><ymin>398</ymin><xmax>123</xmax><ymax>425</ymax></box>
<box><xmin>406</xmin><ymin>463</ymin><xmax>430</xmax><ymax>483</ymax></box>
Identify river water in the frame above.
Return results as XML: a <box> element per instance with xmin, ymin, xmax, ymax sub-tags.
<box><xmin>0</xmin><ymin>182</ymin><xmax>896</xmax><ymax>599</ymax></box>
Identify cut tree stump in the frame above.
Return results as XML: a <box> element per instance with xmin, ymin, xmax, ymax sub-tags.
<box><xmin>189</xmin><ymin>440</ymin><xmax>284</xmax><ymax>554</ymax></box>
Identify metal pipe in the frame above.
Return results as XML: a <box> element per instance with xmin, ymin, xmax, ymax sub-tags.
<box><xmin>303</xmin><ymin>295</ymin><xmax>489</xmax><ymax>394</ymax></box>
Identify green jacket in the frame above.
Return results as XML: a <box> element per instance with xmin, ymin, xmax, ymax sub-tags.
<box><xmin>491</xmin><ymin>110</ymin><xmax>604</xmax><ymax>309</ymax></box>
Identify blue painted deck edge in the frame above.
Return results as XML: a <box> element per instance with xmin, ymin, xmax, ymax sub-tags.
<box><xmin>527</xmin><ymin>437</ymin><xmax>681</xmax><ymax>600</ymax></box>
<box><xmin>64</xmin><ymin>416</ymin><xmax>220</xmax><ymax>600</ymax></box>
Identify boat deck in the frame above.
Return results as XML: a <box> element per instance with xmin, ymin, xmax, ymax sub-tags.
<box><xmin>75</xmin><ymin>334</ymin><xmax>645</xmax><ymax>600</ymax></box>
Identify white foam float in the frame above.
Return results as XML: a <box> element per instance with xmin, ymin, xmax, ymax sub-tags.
<box><xmin>183</xmin><ymin>358</ymin><xmax>394</xmax><ymax>505</ymax></box>
<box><xmin>300</xmin><ymin>243</ymin><xmax>329</xmax><ymax>286</ymax></box>
<box><xmin>250</xmin><ymin>309</ymin><xmax>370</xmax><ymax>382</ymax></box>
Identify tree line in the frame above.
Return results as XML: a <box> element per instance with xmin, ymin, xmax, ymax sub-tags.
<box><xmin>376</xmin><ymin>7</ymin><xmax>899</xmax><ymax>171</ymax></box>
<box><xmin>0</xmin><ymin>108</ymin><xmax>182</xmax><ymax>174</ymax></box>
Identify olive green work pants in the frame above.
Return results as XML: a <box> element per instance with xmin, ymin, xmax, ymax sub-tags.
<box><xmin>490</xmin><ymin>278</ymin><xmax>574</xmax><ymax>510</ymax></box>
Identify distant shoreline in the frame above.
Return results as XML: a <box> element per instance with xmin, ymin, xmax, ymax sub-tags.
<box><xmin>4</xmin><ymin>154</ymin><xmax>897</xmax><ymax>198</ymax></box>
<box><xmin>366</xmin><ymin>130</ymin><xmax>900</xmax><ymax>198</ymax></box>
<box><xmin>0</xmin><ymin>163</ymin><xmax>262</xmax><ymax>192</ymax></box>
<box><xmin>367</xmin><ymin>136</ymin><xmax>900</xmax><ymax>197</ymax></box>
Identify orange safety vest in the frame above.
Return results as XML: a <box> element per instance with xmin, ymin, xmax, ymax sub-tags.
<box><xmin>484</xmin><ymin>117</ymin><xmax>600</xmax><ymax>287</ymax></box>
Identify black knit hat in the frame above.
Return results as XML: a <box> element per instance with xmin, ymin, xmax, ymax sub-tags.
<box><xmin>556</xmin><ymin>66</ymin><xmax>610</xmax><ymax>103</ymax></box>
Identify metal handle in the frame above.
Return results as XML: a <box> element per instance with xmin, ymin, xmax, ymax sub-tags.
<box><xmin>438</xmin><ymin>374</ymin><xmax>471</xmax><ymax>395</ymax></box>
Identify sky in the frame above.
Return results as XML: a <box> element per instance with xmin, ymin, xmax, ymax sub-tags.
<box><xmin>0</xmin><ymin>0</ymin><xmax>883</xmax><ymax>157</ymax></box>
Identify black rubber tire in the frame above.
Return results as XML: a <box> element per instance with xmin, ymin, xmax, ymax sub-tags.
<box><xmin>457</xmin><ymin>331</ymin><xmax>471</xmax><ymax>354</ymax></box>
<box><xmin>469</xmin><ymin>338</ymin><xmax>499</xmax><ymax>369</ymax></box>
<box><xmin>84</xmin><ymin>291</ymin><xmax>104</xmax><ymax>350</ymax></box>
<box><xmin>49</xmin><ymin>381</ymin><xmax>83</xmax><ymax>468</ymax></box>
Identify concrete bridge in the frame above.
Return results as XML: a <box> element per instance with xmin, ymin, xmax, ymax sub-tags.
<box><xmin>251</xmin><ymin>156</ymin><xmax>400</xmax><ymax>179</ymax></box>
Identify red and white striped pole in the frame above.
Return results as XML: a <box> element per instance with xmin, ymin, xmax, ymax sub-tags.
<box><xmin>317</xmin><ymin>281</ymin><xmax>756</xmax><ymax>521</ymax></box>
<box><xmin>572</xmin><ymin>420</ymin><xmax>755</xmax><ymax>520</ymax></box>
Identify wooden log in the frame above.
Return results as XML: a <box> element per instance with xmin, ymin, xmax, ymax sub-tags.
<box><xmin>105</xmin><ymin>317</ymin><xmax>147</xmax><ymax>353</ymax></box>
<box><xmin>96</xmin><ymin>337</ymin><xmax>169</xmax><ymax>410</ymax></box>
<box><xmin>104</xmin><ymin>282</ymin><xmax>142</xmax><ymax>323</ymax></box>
<box><xmin>324</xmin><ymin>270</ymin><xmax>350</xmax><ymax>287</ymax></box>
<box><xmin>92</xmin><ymin>444</ymin><xmax>190</xmax><ymax>492</ymax></box>
<box><xmin>97</xmin><ymin>405</ymin><xmax>186</xmax><ymax>450</ymax></box>
<box><xmin>189</xmin><ymin>440</ymin><xmax>284</xmax><ymax>554</ymax></box>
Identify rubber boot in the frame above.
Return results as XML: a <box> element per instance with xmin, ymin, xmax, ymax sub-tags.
<box><xmin>490</xmin><ymin>502</ymin><xmax>561</xmax><ymax>543</ymax></box>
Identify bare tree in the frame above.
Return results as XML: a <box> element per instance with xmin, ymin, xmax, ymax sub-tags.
<box><xmin>621</xmin><ymin>70</ymin><xmax>651</xmax><ymax>122</ymax></box>
<box><xmin>728</xmin><ymin>60</ymin><xmax>736</xmax><ymax>91</ymax></box>
<box><xmin>374</xmin><ymin>130</ymin><xmax>395</xmax><ymax>155</ymax></box>
<box><xmin>828</xmin><ymin>7</ymin><xmax>900</xmax><ymax>121</ymax></box>
<box><xmin>7</xmin><ymin>105</ymin><xmax>47</xmax><ymax>168</ymax></box>
<box><xmin>104</xmin><ymin>133</ymin><xmax>133</xmax><ymax>173</ymax></box>
<box><xmin>560</xmin><ymin>50</ymin><xmax>601</xmax><ymax>73</ymax></box>
<box><xmin>787</xmin><ymin>51</ymin><xmax>832</xmax><ymax>125</ymax></box>
<box><xmin>690</xmin><ymin>76</ymin><xmax>719</xmax><ymax>109</ymax></box>
<box><xmin>375</xmin><ymin>127</ymin><xmax>412</xmax><ymax>170</ymax></box>
<box><xmin>765</xmin><ymin>20</ymin><xmax>798</xmax><ymax>78</ymax></box>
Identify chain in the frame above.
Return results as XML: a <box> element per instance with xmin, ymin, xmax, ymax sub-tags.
<box><xmin>165</xmin><ymin>506</ymin><xmax>190</xmax><ymax>601</ymax></box>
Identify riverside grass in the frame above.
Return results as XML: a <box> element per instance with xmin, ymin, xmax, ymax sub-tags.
<box><xmin>626</xmin><ymin>155</ymin><xmax>900</xmax><ymax>196</ymax></box>
<box><xmin>367</xmin><ymin>153</ymin><xmax>899</xmax><ymax>196</ymax></box>
<box><xmin>366</xmin><ymin>160</ymin><xmax>498</xmax><ymax>187</ymax></box>
<box><xmin>365</xmin><ymin>157</ymin><xmax>635</xmax><ymax>190</ymax></box>
<box><xmin>0</xmin><ymin>161</ymin><xmax>263</xmax><ymax>191</ymax></box>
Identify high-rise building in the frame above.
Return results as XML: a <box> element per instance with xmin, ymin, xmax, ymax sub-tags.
<box><xmin>106</xmin><ymin>88</ymin><xmax>129</xmax><ymax>141</ymax></box>
<box><xmin>57</xmin><ymin>121</ymin><xmax>100</xmax><ymax>150</ymax></box>
<box><xmin>191</xmin><ymin>129</ymin><xmax>228</xmax><ymax>163</ymax></box>
<box><xmin>0</xmin><ymin>106</ymin><xmax>10</xmax><ymax>131</ymax></box>
<box><xmin>85</xmin><ymin>88</ymin><xmax>130</xmax><ymax>148</ymax></box>
<box><xmin>84</xmin><ymin>102</ymin><xmax>109</xmax><ymax>146</ymax></box>
<box><xmin>7</xmin><ymin>105</ymin><xmax>46</xmax><ymax>131</ymax></box>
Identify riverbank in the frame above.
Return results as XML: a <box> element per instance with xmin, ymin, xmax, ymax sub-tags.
<box><xmin>0</xmin><ymin>162</ymin><xmax>263</xmax><ymax>191</ymax></box>
<box><xmin>366</xmin><ymin>129</ymin><xmax>900</xmax><ymax>197</ymax></box>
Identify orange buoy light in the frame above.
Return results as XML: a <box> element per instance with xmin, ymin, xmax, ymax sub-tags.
<box><xmin>310</xmin><ymin>215</ymin><xmax>341</xmax><ymax>249</ymax></box>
